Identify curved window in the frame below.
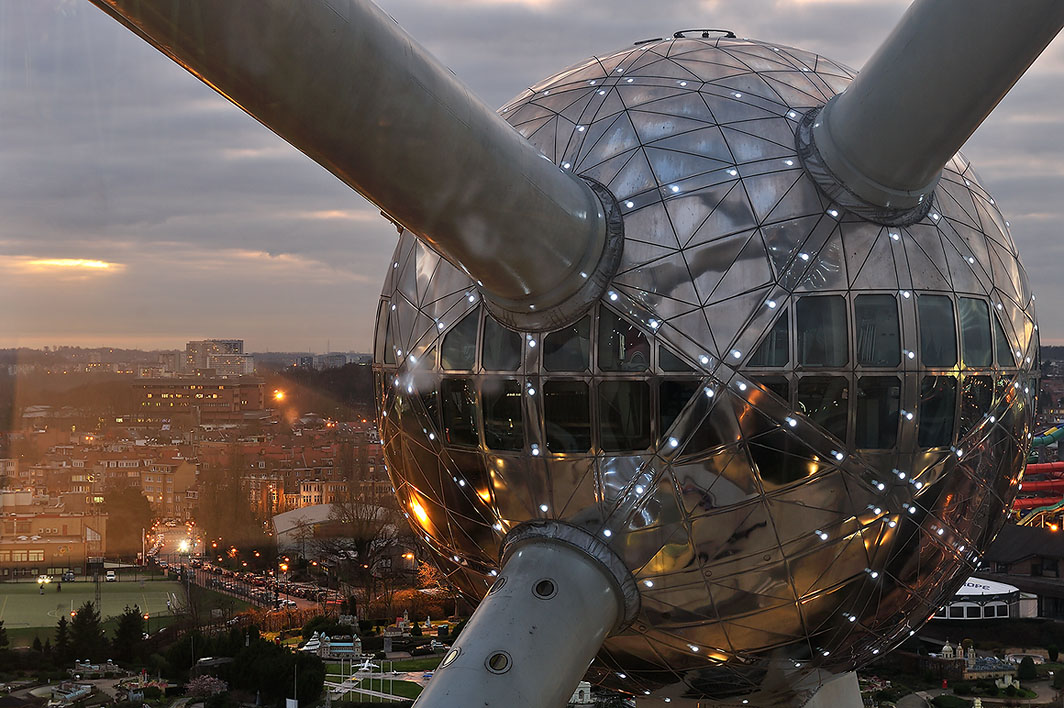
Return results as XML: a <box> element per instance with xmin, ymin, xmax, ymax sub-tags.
<box><xmin>960</xmin><ymin>375</ymin><xmax>993</xmax><ymax>434</ymax></box>
<box><xmin>543</xmin><ymin>380</ymin><xmax>591</xmax><ymax>452</ymax></box>
<box><xmin>660</xmin><ymin>380</ymin><xmax>700</xmax><ymax>438</ymax></box>
<box><xmin>959</xmin><ymin>297</ymin><xmax>992</xmax><ymax>367</ymax></box>
<box><xmin>441</xmin><ymin>309</ymin><xmax>479</xmax><ymax>371</ymax></box>
<box><xmin>749</xmin><ymin>309</ymin><xmax>789</xmax><ymax>367</ymax></box>
<box><xmin>599</xmin><ymin>309</ymin><xmax>649</xmax><ymax>372</ymax></box>
<box><xmin>543</xmin><ymin>316</ymin><xmax>590</xmax><ymax>372</ymax></box>
<box><xmin>482</xmin><ymin>316</ymin><xmax>521</xmax><ymax>371</ymax></box>
<box><xmin>482</xmin><ymin>379</ymin><xmax>523</xmax><ymax>450</ymax></box>
<box><xmin>797</xmin><ymin>376</ymin><xmax>848</xmax><ymax>441</ymax></box>
<box><xmin>994</xmin><ymin>314</ymin><xmax>1015</xmax><ymax>366</ymax></box>
<box><xmin>441</xmin><ymin>378</ymin><xmax>479</xmax><ymax>446</ymax></box>
<box><xmin>659</xmin><ymin>346</ymin><xmax>694</xmax><ymax>372</ymax></box>
<box><xmin>919</xmin><ymin>376</ymin><xmax>956</xmax><ymax>447</ymax></box>
<box><xmin>918</xmin><ymin>295</ymin><xmax>957</xmax><ymax>367</ymax></box>
<box><xmin>856</xmin><ymin>376</ymin><xmax>900</xmax><ymax>449</ymax></box>
<box><xmin>599</xmin><ymin>381</ymin><xmax>651</xmax><ymax>451</ymax></box>
<box><xmin>855</xmin><ymin>295</ymin><xmax>900</xmax><ymax>366</ymax></box>
<box><xmin>796</xmin><ymin>296</ymin><xmax>847</xmax><ymax>367</ymax></box>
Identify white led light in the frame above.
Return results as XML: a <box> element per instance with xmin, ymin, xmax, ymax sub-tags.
<box><xmin>577</xmin><ymin>125</ymin><xmax>585</xmax><ymax>132</ymax></box>
<box><xmin>704</xmin><ymin>387</ymin><xmax>715</xmax><ymax>398</ymax></box>
<box><xmin>737</xmin><ymin>381</ymin><xmax>747</xmax><ymax>391</ymax></box>
<box><xmin>562</xmin><ymin>162</ymin><xmax>571</xmax><ymax>169</ymax></box>
<box><xmin>733</xmin><ymin>92</ymin><xmax>742</xmax><ymax>98</ymax></box>
<box><xmin>890</xmin><ymin>232</ymin><xmax>900</xmax><ymax>241</ymax></box>
<box><xmin>799</xmin><ymin>252</ymin><xmax>810</xmax><ymax>261</ymax></box>
<box><xmin>730</xmin><ymin>349</ymin><xmax>742</xmax><ymax>359</ymax></box>
<box><xmin>644</xmin><ymin>579</ymin><xmax>654</xmax><ymax>588</ymax></box>
<box><xmin>785</xmin><ymin>417</ymin><xmax>797</xmax><ymax>427</ymax></box>
<box><xmin>609</xmin><ymin>290</ymin><xmax>618</xmax><ymax>301</ymax></box>
<box><xmin>539</xmin><ymin>504</ymin><xmax>548</xmax><ymax>512</ymax></box>
<box><xmin>625</xmin><ymin>200</ymin><xmax>634</xmax><ymax>208</ymax></box>
<box><xmin>670</xmin><ymin>185</ymin><xmax>680</xmax><ymax>193</ymax></box>
<box><xmin>728</xmin><ymin>169</ymin><xmax>738</xmax><ymax>177</ymax></box>
<box><xmin>668</xmin><ymin>437</ymin><xmax>679</xmax><ymax>448</ymax></box>
<box><xmin>635</xmin><ymin>485</ymin><xmax>645</xmax><ymax>494</ymax></box>
<box><xmin>787</xmin><ymin>111</ymin><xmax>798</xmax><ymax>118</ymax></box>
<box><xmin>827</xmin><ymin>208</ymin><xmax>839</xmax><ymax>218</ymax></box>
<box><xmin>767</xmin><ymin>299</ymin><xmax>777</xmax><ymax>309</ymax></box>
<box><xmin>603</xmin><ymin>529</ymin><xmax>613</xmax><ymax>538</ymax></box>
<box><xmin>784</xmin><ymin>159</ymin><xmax>794</xmax><ymax>166</ymax></box>
<box><xmin>679</xmin><ymin>81</ymin><xmax>688</xmax><ymax>87</ymax></box>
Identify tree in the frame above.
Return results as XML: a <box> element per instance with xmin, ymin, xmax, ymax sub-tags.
<box><xmin>32</xmin><ymin>636</ymin><xmax>43</xmax><ymax>653</ymax></box>
<box><xmin>113</xmin><ymin>605</ymin><xmax>145</xmax><ymax>662</ymax></box>
<box><xmin>70</xmin><ymin>601</ymin><xmax>108</xmax><ymax>661</ymax></box>
<box><xmin>102</xmin><ymin>485</ymin><xmax>153</xmax><ymax>558</ymax></box>
<box><xmin>54</xmin><ymin>616</ymin><xmax>71</xmax><ymax>661</ymax></box>
<box><xmin>315</xmin><ymin>484</ymin><xmax>408</xmax><ymax>614</ymax></box>
<box><xmin>0</xmin><ymin>620</ymin><xmax>8</xmax><ymax>650</ymax></box>
<box><xmin>1018</xmin><ymin>655</ymin><xmax>1037</xmax><ymax>681</ymax></box>
<box><xmin>418</xmin><ymin>561</ymin><xmax>444</xmax><ymax>589</ymax></box>
<box><xmin>1048</xmin><ymin>645</ymin><xmax>1059</xmax><ymax>662</ymax></box>
<box><xmin>186</xmin><ymin>675</ymin><xmax>228</xmax><ymax>697</ymax></box>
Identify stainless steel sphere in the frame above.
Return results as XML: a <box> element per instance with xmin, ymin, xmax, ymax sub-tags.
<box><xmin>373</xmin><ymin>34</ymin><xmax>1038</xmax><ymax>703</ymax></box>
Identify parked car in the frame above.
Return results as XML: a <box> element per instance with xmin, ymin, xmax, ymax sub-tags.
<box><xmin>62</xmin><ymin>571</ymin><xmax>76</xmax><ymax>582</ymax></box>
<box><xmin>105</xmin><ymin>570</ymin><xmax>117</xmax><ymax>582</ymax></box>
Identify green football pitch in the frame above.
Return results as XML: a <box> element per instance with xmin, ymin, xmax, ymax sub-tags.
<box><xmin>0</xmin><ymin>579</ymin><xmax>185</xmax><ymax>641</ymax></box>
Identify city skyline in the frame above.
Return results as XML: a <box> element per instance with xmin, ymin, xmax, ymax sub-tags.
<box><xmin>2</xmin><ymin>0</ymin><xmax>1063</xmax><ymax>351</ymax></box>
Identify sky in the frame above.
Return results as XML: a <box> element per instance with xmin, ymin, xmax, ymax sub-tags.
<box><xmin>1</xmin><ymin>0</ymin><xmax>1062</xmax><ymax>352</ymax></box>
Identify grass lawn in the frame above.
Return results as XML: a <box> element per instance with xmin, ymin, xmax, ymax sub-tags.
<box><xmin>389</xmin><ymin>656</ymin><xmax>443</xmax><ymax>672</ymax></box>
<box><xmin>0</xmin><ymin>579</ymin><xmax>185</xmax><ymax>647</ymax></box>
<box><xmin>359</xmin><ymin>679</ymin><xmax>421</xmax><ymax>699</ymax></box>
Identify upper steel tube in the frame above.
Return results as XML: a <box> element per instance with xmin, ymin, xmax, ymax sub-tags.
<box><xmin>814</xmin><ymin>0</ymin><xmax>1064</xmax><ymax>209</ymax></box>
<box><xmin>87</xmin><ymin>0</ymin><xmax>607</xmax><ymax>311</ymax></box>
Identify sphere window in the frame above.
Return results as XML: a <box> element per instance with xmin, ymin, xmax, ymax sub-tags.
<box><xmin>441</xmin><ymin>378</ymin><xmax>480</xmax><ymax>447</ymax></box>
<box><xmin>441</xmin><ymin>309</ymin><xmax>479</xmax><ymax>371</ymax></box>
<box><xmin>382</xmin><ymin>313</ymin><xmax>396</xmax><ymax>365</ymax></box>
<box><xmin>543</xmin><ymin>316</ymin><xmax>591</xmax><ymax>372</ymax></box>
<box><xmin>796</xmin><ymin>296</ymin><xmax>847</xmax><ymax>366</ymax></box>
<box><xmin>994</xmin><ymin>315</ymin><xmax>1015</xmax><ymax>366</ymax></box>
<box><xmin>918</xmin><ymin>295</ymin><xmax>957</xmax><ymax>367</ymax></box>
<box><xmin>659</xmin><ymin>346</ymin><xmax>694</xmax><ymax>372</ymax></box>
<box><xmin>660</xmin><ymin>380</ymin><xmax>701</xmax><ymax>439</ymax></box>
<box><xmin>543</xmin><ymin>380</ymin><xmax>591</xmax><ymax>452</ymax></box>
<box><xmin>483</xmin><ymin>316</ymin><xmax>522</xmax><ymax>371</ymax></box>
<box><xmin>749</xmin><ymin>308</ymin><xmax>789</xmax><ymax>367</ymax></box>
<box><xmin>797</xmin><ymin>376</ymin><xmax>848</xmax><ymax>441</ymax></box>
<box><xmin>599</xmin><ymin>381</ymin><xmax>652</xmax><ymax>451</ymax></box>
<box><xmin>751</xmin><ymin>375</ymin><xmax>789</xmax><ymax>402</ymax></box>
<box><xmin>919</xmin><ymin>375</ymin><xmax>957</xmax><ymax>448</ymax></box>
<box><xmin>482</xmin><ymin>378</ymin><xmax>524</xmax><ymax>451</ymax></box>
<box><xmin>856</xmin><ymin>376</ymin><xmax>900</xmax><ymax>449</ymax></box>
<box><xmin>855</xmin><ymin>295</ymin><xmax>900</xmax><ymax>366</ymax></box>
<box><xmin>961</xmin><ymin>375</ymin><xmax>994</xmax><ymax>434</ymax></box>
<box><xmin>958</xmin><ymin>297</ymin><xmax>993</xmax><ymax>368</ymax></box>
<box><xmin>599</xmin><ymin>309</ymin><xmax>650</xmax><ymax>372</ymax></box>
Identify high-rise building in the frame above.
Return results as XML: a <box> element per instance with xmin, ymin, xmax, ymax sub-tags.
<box><xmin>184</xmin><ymin>339</ymin><xmax>250</xmax><ymax>373</ymax></box>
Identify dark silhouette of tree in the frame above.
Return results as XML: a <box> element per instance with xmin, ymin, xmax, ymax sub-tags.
<box><xmin>102</xmin><ymin>485</ymin><xmax>153</xmax><ymax>558</ymax></box>
<box><xmin>70</xmin><ymin>601</ymin><xmax>108</xmax><ymax>661</ymax></box>
<box><xmin>0</xmin><ymin>620</ymin><xmax>8</xmax><ymax>649</ymax></box>
<box><xmin>113</xmin><ymin>605</ymin><xmax>145</xmax><ymax>662</ymax></box>
<box><xmin>32</xmin><ymin>636</ymin><xmax>42</xmax><ymax>653</ymax></box>
<box><xmin>54</xmin><ymin>616</ymin><xmax>71</xmax><ymax>661</ymax></box>
<box><xmin>1018</xmin><ymin>655</ymin><xmax>1037</xmax><ymax>681</ymax></box>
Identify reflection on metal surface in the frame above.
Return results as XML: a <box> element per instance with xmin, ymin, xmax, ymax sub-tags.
<box><xmin>375</xmin><ymin>35</ymin><xmax>1037</xmax><ymax>704</ymax></box>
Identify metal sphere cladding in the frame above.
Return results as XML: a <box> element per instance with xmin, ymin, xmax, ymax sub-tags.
<box><xmin>374</xmin><ymin>35</ymin><xmax>1037</xmax><ymax>701</ymax></box>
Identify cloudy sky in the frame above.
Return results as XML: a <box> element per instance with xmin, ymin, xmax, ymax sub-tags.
<box><xmin>2</xmin><ymin>0</ymin><xmax>1062</xmax><ymax>352</ymax></box>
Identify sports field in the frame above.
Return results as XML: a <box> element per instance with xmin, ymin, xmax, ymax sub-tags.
<box><xmin>0</xmin><ymin>579</ymin><xmax>185</xmax><ymax>646</ymax></box>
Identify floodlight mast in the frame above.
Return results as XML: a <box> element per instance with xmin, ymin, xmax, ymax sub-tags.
<box><xmin>85</xmin><ymin>0</ymin><xmax>616</xmax><ymax>330</ymax></box>
<box><xmin>803</xmin><ymin>0</ymin><xmax>1064</xmax><ymax>223</ymax></box>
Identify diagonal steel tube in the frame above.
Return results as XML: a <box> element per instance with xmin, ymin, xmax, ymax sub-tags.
<box><xmin>87</xmin><ymin>0</ymin><xmax>609</xmax><ymax>319</ymax></box>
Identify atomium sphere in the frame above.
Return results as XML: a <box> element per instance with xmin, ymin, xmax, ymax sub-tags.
<box><xmin>374</xmin><ymin>35</ymin><xmax>1037</xmax><ymax>703</ymax></box>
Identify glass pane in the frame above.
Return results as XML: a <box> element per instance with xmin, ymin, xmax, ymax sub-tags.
<box><xmin>961</xmin><ymin>375</ymin><xmax>993</xmax><ymax>434</ymax></box>
<box><xmin>751</xmin><ymin>375</ymin><xmax>789</xmax><ymax>401</ymax></box>
<box><xmin>958</xmin><ymin>297</ymin><xmax>992</xmax><ymax>367</ymax></box>
<box><xmin>855</xmin><ymin>295</ymin><xmax>900</xmax><ymax>366</ymax></box>
<box><xmin>441</xmin><ymin>378</ymin><xmax>479</xmax><ymax>446</ymax></box>
<box><xmin>659</xmin><ymin>346</ymin><xmax>694</xmax><ymax>372</ymax></box>
<box><xmin>918</xmin><ymin>295</ymin><xmax>957</xmax><ymax>367</ymax></box>
<box><xmin>995</xmin><ymin>314</ymin><xmax>1015</xmax><ymax>366</ymax></box>
<box><xmin>441</xmin><ymin>309</ymin><xmax>479</xmax><ymax>371</ymax></box>
<box><xmin>599</xmin><ymin>309</ymin><xmax>650</xmax><ymax>372</ymax></box>
<box><xmin>749</xmin><ymin>309</ymin><xmax>789</xmax><ymax>367</ymax></box>
<box><xmin>856</xmin><ymin>376</ymin><xmax>900</xmax><ymax>449</ymax></box>
<box><xmin>599</xmin><ymin>381</ymin><xmax>651</xmax><ymax>451</ymax></box>
<box><xmin>383</xmin><ymin>313</ymin><xmax>396</xmax><ymax>365</ymax></box>
<box><xmin>797</xmin><ymin>376</ymin><xmax>848</xmax><ymax>441</ymax></box>
<box><xmin>543</xmin><ymin>316</ymin><xmax>590</xmax><ymax>372</ymax></box>
<box><xmin>483</xmin><ymin>316</ymin><xmax>522</xmax><ymax>371</ymax></box>
<box><xmin>919</xmin><ymin>375</ymin><xmax>956</xmax><ymax>447</ymax></box>
<box><xmin>375</xmin><ymin>300</ymin><xmax>390</xmax><ymax>363</ymax></box>
<box><xmin>660</xmin><ymin>380</ymin><xmax>701</xmax><ymax>437</ymax></box>
<box><xmin>419</xmin><ymin>388</ymin><xmax>440</xmax><ymax>430</ymax></box>
<box><xmin>543</xmin><ymin>380</ymin><xmax>591</xmax><ymax>453</ymax></box>
<box><xmin>482</xmin><ymin>378</ymin><xmax>524</xmax><ymax>451</ymax></box>
<box><xmin>796</xmin><ymin>296</ymin><xmax>847</xmax><ymax>367</ymax></box>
